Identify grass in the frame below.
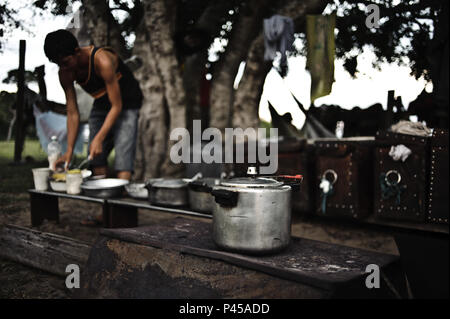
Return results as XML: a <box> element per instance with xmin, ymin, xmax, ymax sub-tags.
<box><xmin>0</xmin><ymin>140</ymin><xmax>48</xmax><ymax>193</ymax></box>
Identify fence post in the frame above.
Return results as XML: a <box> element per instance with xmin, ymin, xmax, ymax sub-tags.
<box><xmin>14</xmin><ymin>39</ymin><xmax>26</xmax><ymax>163</ymax></box>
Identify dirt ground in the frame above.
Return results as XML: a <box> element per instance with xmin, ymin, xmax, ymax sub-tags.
<box><xmin>0</xmin><ymin>190</ymin><xmax>399</xmax><ymax>299</ymax></box>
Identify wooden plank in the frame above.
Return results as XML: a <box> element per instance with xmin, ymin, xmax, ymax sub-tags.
<box><xmin>0</xmin><ymin>224</ymin><xmax>91</xmax><ymax>277</ymax></box>
<box><xmin>78</xmin><ymin>237</ymin><xmax>328</xmax><ymax>298</ymax></box>
<box><xmin>365</xmin><ymin>215</ymin><xmax>449</xmax><ymax>235</ymax></box>
<box><xmin>28</xmin><ymin>189</ymin><xmax>106</xmax><ymax>204</ymax></box>
<box><xmin>107</xmin><ymin>198</ymin><xmax>212</xmax><ymax>219</ymax></box>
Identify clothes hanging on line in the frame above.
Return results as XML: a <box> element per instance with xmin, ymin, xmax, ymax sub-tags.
<box><xmin>263</xmin><ymin>15</ymin><xmax>294</xmax><ymax>76</ymax></box>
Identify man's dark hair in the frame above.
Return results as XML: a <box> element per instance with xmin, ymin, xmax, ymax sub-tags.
<box><xmin>44</xmin><ymin>29</ymin><xmax>79</xmax><ymax>63</ymax></box>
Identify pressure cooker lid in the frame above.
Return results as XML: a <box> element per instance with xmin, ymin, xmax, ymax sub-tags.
<box><xmin>220</xmin><ymin>177</ymin><xmax>283</xmax><ymax>188</ymax></box>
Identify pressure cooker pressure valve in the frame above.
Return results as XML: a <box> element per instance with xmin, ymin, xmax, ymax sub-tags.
<box><xmin>247</xmin><ymin>167</ymin><xmax>257</xmax><ymax>176</ymax></box>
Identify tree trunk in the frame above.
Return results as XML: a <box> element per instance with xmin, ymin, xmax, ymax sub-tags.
<box><xmin>183</xmin><ymin>52</ymin><xmax>207</xmax><ymax>134</ymax></box>
<box><xmin>131</xmin><ymin>0</ymin><xmax>328</xmax><ymax>179</ymax></box>
<box><xmin>132</xmin><ymin>21</ymin><xmax>168</xmax><ymax>181</ymax></box>
<box><xmin>209</xmin><ymin>0</ymin><xmax>270</xmax><ymax>131</ymax></box>
<box><xmin>141</xmin><ymin>0</ymin><xmax>187</xmax><ymax>177</ymax></box>
<box><xmin>80</xmin><ymin>0</ymin><xmax>128</xmax><ymax>58</ymax></box>
<box><xmin>0</xmin><ymin>224</ymin><xmax>91</xmax><ymax>277</ymax></box>
<box><xmin>183</xmin><ymin>1</ymin><xmax>233</xmax><ymax>133</ymax></box>
<box><xmin>232</xmin><ymin>34</ymin><xmax>272</xmax><ymax>129</ymax></box>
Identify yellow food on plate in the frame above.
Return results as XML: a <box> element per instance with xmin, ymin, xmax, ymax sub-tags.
<box><xmin>52</xmin><ymin>173</ymin><xmax>66</xmax><ymax>181</ymax></box>
<box><xmin>68</xmin><ymin>169</ymin><xmax>81</xmax><ymax>174</ymax></box>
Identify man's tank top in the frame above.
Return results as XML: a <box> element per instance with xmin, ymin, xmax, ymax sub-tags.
<box><xmin>77</xmin><ymin>46</ymin><xmax>143</xmax><ymax>110</ymax></box>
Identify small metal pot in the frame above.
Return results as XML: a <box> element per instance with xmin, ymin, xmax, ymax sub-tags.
<box><xmin>211</xmin><ymin>175</ymin><xmax>302</xmax><ymax>255</ymax></box>
<box><xmin>188</xmin><ymin>178</ymin><xmax>221</xmax><ymax>213</ymax></box>
<box><xmin>145</xmin><ymin>178</ymin><xmax>189</xmax><ymax>207</ymax></box>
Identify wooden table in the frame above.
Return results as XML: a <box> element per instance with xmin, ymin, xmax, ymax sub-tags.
<box><xmin>28</xmin><ymin>189</ymin><xmax>211</xmax><ymax>228</ymax></box>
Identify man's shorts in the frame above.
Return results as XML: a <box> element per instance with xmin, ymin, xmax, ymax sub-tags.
<box><xmin>88</xmin><ymin>107</ymin><xmax>139</xmax><ymax>172</ymax></box>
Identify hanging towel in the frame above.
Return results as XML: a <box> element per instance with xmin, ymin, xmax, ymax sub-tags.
<box><xmin>264</xmin><ymin>15</ymin><xmax>294</xmax><ymax>75</ymax></box>
<box><xmin>306</xmin><ymin>14</ymin><xmax>336</xmax><ymax>103</ymax></box>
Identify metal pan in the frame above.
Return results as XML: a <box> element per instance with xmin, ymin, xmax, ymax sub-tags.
<box><xmin>81</xmin><ymin>178</ymin><xmax>129</xmax><ymax>198</ymax></box>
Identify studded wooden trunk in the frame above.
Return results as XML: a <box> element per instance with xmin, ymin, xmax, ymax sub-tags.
<box><xmin>276</xmin><ymin>139</ymin><xmax>314</xmax><ymax>214</ymax></box>
<box><xmin>314</xmin><ymin>138</ymin><xmax>375</xmax><ymax>220</ymax></box>
<box><xmin>427</xmin><ymin>129</ymin><xmax>449</xmax><ymax>224</ymax></box>
<box><xmin>374</xmin><ymin>131</ymin><xmax>430</xmax><ymax>222</ymax></box>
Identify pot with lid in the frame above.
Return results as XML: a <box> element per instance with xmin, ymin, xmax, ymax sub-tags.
<box><xmin>188</xmin><ymin>177</ymin><xmax>221</xmax><ymax>213</ymax></box>
<box><xmin>211</xmin><ymin>168</ymin><xmax>302</xmax><ymax>255</ymax></box>
<box><xmin>145</xmin><ymin>178</ymin><xmax>189</xmax><ymax>207</ymax></box>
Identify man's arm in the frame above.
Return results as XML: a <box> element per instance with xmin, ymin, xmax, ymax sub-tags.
<box><xmin>88</xmin><ymin>50</ymin><xmax>123</xmax><ymax>159</ymax></box>
<box><xmin>55</xmin><ymin>70</ymin><xmax>79</xmax><ymax>169</ymax></box>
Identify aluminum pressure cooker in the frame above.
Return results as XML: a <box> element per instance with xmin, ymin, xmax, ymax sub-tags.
<box><xmin>211</xmin><ymin>174</ymin><xmax>302</xmax><ymax>255</ymax></box>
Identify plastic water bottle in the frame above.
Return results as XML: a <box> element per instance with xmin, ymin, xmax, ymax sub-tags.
<box><xmin>335</xmin><ymin>121</ymin><xmax>345</xmax><ymax>139</ymax></box>
<box><xmin>48</xmin><ymin>136</ymin><xmax>62</xmax><ymax>171</ymax></box>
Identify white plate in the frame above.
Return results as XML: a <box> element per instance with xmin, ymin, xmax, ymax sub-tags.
<box><xmin>81</xmin><ymin>169</ymin><xmax>92</xmax><ymax>179</ymax></box>
<box><xmin>125</xmin><ymin>183</ymin><xmax>148</xmax><ymax>199</ymax></box>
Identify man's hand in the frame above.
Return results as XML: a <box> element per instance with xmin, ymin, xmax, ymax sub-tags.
<box><xmin>89</xmin><ymin>136</ymin><xmax>103</xmax><ymax>159</ymax></box>
<box><xmin>54</xmin><ymin>152</ymin><xmax>72</xmax><ymax>171</ymax></box>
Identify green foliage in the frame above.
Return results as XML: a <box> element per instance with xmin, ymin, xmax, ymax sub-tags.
<box><xmin>33</xmin><ymin>0</ymin><xmax>74</xmax><ymax>15</ymax></box>
<box><xmin>2</xmin><ymin>69</ymin><xmax>38</xmax><ymax>85</ymax></box>
<box><xmin>0</xmin><ymin>140</ymin><xmax>47</xmax><ymax>193</ymax></box>
<box><xmin>0</xmin><ymin>3</ymin><xmax>20</xmax><ymax>51</ymax></box>
<box><xmin>1</xmin><ymin>0</ymin><xmax>444</xmax><ymax>81</ymax></box>
<box><xmin>259</xmin><ymin>119</ymin><xmax>272</xmax><ymax>138</ymax></box>
<box><xmin>329</xmin><ymin>0</ymin><xmax>443</xmax><ymax>80</ymax></box>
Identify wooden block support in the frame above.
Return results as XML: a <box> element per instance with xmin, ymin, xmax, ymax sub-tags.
<box><xmin>30</xmin><ymin>191</ymin><xmax>59</xmax><ymax>226</ymax></box>
<box><xmin>103</xmin><ymin>202</ymin><xmax>138</xmax><ymax>228</ymax></box>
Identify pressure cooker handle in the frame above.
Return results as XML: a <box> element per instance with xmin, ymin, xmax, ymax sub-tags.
<box><xmin>188</xmin><ymin>180</ymin><xmax>212</xmax><ymax>193</ymax></box>
<box><xmin>144</xmin><ymin>180</ymin><xmax>153</xmax><ymax>191</ymax></box>
<box><xmin>275</xmin><ymin>175</ymin><xmax>303</xmax><ymax>192</ymax></box>
<box><xmin>211</xmin><ymin>189</ymin><xmax>239</xmax><ymax>207</ymax></box>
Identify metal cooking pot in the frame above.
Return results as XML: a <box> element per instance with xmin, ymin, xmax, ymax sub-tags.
<box><xmin>188</xmin><ymin>178</ymin><xmax>221</xmax><ymax>213</ymax></box>
<box><xmin>81</xmin><ymin>178</ymin><xmax>129</xmax><ymax>198</ymax></box>
<box><xmin>145</xmin><ymin>178</ymin><xmax>189</xmax><ymax>207</ymax></box>
<box><xmin>211</xmin><ymin>175</ymin><xmax>302</xmax><ymax>255</ymax></box>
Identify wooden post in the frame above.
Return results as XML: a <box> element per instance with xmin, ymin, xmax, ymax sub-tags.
<box><xmin>384</xmin><ymin>90</ymin><xmax>395</xmax><ymax>129</ymax></box>
<box><xmin>14</xmin><ymin>40</ymin><xmax>26</xmax><ymax>163</ymax></box>
<box><xmin>34</xmin><ymin>65</ymin><xmax>47</xmax><ymax>100</ymax></box>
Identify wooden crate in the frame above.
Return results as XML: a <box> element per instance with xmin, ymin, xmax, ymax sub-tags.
<box><xmin>374</xmin><ymin>131</ymin><xmax>430</xmax><ymax>222</ymax></box>
<box><xmin>314</xmin><ymin>137</ymin><xmax>375</xmax><ymax>220</ymax></box>
<box><xmin>428</xmin><ymin>129</ymin><xmax>449</xmax><ymax>224</ymax></box>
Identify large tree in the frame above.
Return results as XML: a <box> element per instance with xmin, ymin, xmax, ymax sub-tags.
<box><xmin>1</xmin><ymin>0</ymin><xmax>446</xmax><ymax>179</ymax></box>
